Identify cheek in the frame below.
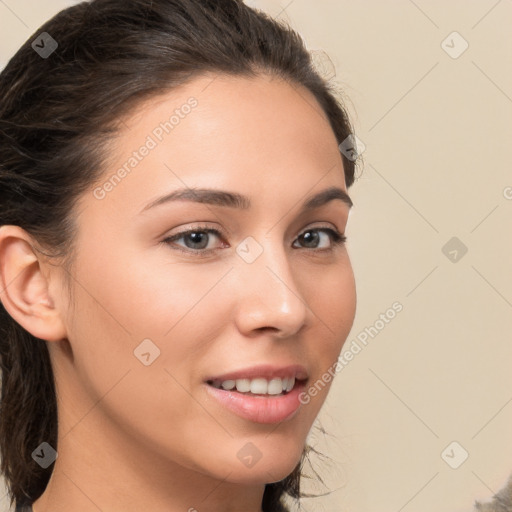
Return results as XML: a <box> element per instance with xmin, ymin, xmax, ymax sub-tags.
<box><xmin>298</xmin><ymin>258</ymin><xmax>356</xmax><ymax>408</ymax></box>
<box><xmin>65</xmin><ymin>246</ymin><xmax>233</xmax><ymax>395</ymax></box>
<box><xmin>302</xmin><ymin>256</ymin><xmax>356</xmax><ymax>345</ymax></box>
<box><xmin>328</xmin><ymin>264</ymin><xmax>356</xmax><ymax>346</ymax></box>
<box><xmin>72</xmin><ymin>241</ymin><xmax>227</xmax><ymax>340</ymax></box>
<box><xmin>62</xmin><ymin>249</ymin><xmax>229</xmax><ymax>453</ymax></box>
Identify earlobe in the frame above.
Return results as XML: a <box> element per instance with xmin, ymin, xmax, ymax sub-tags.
<box><xmin>0</xmin><ymin>225</ymin><xmax>67</xmax><ymax>342</ymax></box>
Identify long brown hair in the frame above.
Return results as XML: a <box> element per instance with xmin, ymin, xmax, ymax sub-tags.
<box><xmin>0</xmin><ymin>0</ymin><xmax>357</xmax><ymax>510</ymax></box>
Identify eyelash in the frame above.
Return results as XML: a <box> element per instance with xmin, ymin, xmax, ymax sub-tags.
<box><xmin>161</xmin><ymin>224</ymin><xmax>347</xmax><ymax>257</ymax></box>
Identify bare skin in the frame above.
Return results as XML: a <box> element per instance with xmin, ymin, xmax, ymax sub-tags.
<box><xmin>0</xmin><ymin>72</ymin><xmax>356</xmax><ymax>512</ymax></box>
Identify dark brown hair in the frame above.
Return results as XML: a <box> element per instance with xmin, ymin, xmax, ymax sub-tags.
<box><xmin>0</xmin><ymin>0</ymin><xmax>357</xmax><ymax>510</ymax></box>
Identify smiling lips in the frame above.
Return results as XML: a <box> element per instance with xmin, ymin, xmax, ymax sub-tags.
<box><xmin>204</xmin><ymin>364</ymin><xmax>310</xmax><ymax>422</ymax></box>
<box><xmin>208</xmin><ymin>376</ymin><xmax>297</xmax><ymax>395</ymax></box>
<box><xmin>204</xmin><ymin>376</ymin><xmax>308</xmax><ymax>424</ymax></box>
<box><xmin>205</xmin><ymin>363</ymin><xmax>308</xmax><ymax>396</ymax></box>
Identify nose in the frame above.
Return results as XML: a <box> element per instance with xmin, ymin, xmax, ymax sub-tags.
<box><xmin>233</xmin><ymin>238</ymin><xmax>308</xmax><ymax>339</ymax></box>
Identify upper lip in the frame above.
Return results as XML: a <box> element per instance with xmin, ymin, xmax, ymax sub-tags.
<box><xmin>205</xmin><ymin>364</ymin><xmax>309</xmax><ymax>383</ymax></box>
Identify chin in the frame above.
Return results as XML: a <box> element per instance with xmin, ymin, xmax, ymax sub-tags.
<box><xmin>215</xmin><ymin>441</ymin><xmax>304</xmax><ymax>485</ymax></box>
<box><xmin>221</xmin><ymin>461</ymin><xmax>300</xmax><ymax>486</ymax></box>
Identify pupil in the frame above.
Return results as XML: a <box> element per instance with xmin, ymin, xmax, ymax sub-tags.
<box><xmin>301</xmin><ymin>231</ymin><xmax>318</xmax><ymax>248</ymax></box>
<box><xmin>186</xmin><ymin>232</ymin><xmax>208</xmax><ymax>249</ymax></box>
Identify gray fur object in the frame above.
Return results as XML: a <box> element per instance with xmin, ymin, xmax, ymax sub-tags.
<box><xmin>474</xmin><ymin>475</ymin><xmax>512</xmax><ymax>512</ymax></box>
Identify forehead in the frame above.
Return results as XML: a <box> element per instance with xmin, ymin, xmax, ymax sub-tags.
<box><xmin>117</xmin><ymin>71</ymin><xmax>340</xmax><ymax>164</ymax></box>
<box><xmin>84</xmin><ymin>72</ymin><xmax>347</xmax><ymax>220</ymax></box>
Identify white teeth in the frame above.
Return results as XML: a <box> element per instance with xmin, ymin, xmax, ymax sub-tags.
<box><xmin>210</xmin><ymin>376</ymin><xmax>296</xmax><ymax>395</ymax></box>
<box><xmin>250</xmin><ymin>378</ymin><xmax>268</xmax><ymax>394</ymax></box>
<box><xmin>235</xmin><ymin>378</ymin><xmax>251</xmax><ymax>392</ymax></box>
<box><xmin>221</xmin><ymin>380</ymin><xmax>235</xmax><ymax>390</ymax></box>
<box><xmin>267</xmin><ymin>378</ymin><xmax>283</xmax><ymax>395</ymax></box>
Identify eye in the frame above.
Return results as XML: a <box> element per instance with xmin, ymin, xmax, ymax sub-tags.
<box><xmin>162</xmin><ymin>224</ymin><xmax>225</xmax><ymax>254</ymax></box>
<box><xmin>293</xmin><ymin>227</ymin><xmax>346</xmax><ymax>250</ymax></box>
<box><xmin>161</xmin><ymin>224</ymin><xmax>346</xmax><ymax>257</ymax></box>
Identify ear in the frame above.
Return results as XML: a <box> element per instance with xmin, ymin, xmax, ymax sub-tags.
<box><xmin>0</xmin><ymin>225</ymin><xmax>67</xmax><ymax>342</ymax></box>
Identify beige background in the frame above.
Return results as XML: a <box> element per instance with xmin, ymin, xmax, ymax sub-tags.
<box><xmin>1</xmin><ymin>1</ymin><xmax>511</xmax><ymax>511</ymax></box>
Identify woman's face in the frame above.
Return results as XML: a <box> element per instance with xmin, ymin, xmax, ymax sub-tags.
<box><xmin>50</xmin><ymin>73</ymin><xmax>356</xmax><ymax>486</ymax></box>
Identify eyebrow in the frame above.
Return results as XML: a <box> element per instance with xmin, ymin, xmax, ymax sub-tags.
<box><xmin>139</xmin><ymin>185</ymin><xmax>353</xmax><ymax>214</ymax></box>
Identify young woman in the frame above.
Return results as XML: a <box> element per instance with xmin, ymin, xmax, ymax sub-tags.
<box><xmin>0</xmin><ymin>1</ymin><xmax>358</xmax><ymax>511</ymax></box>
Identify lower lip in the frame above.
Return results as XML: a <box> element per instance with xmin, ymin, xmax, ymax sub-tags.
<box><xmin>204</xmin><ymin>380</ymin><xmax>307</xmax><ymax>424</ymax></box>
